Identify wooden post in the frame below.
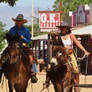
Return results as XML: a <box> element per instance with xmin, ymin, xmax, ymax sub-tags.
<box><xmin>38</xmin><ymin>40</ymin><xmax>41</xmax><ymax>59</ymax></box>
<box><xmin>72</xmin><ymin>14</ymin><xmax>74</xmax><ymax>27</ymax></box>
<box><xmin>59</xmin><ymin>0</ymin><xmax>63</xmax><ymax>22</ymax></box>
<box><xmin>88</xmin><ymin>35</ymin><xmax>91</xmax><ymax>74</ymax></box>
<box><xmin>32</xmin><ymin>0</ymin><xmax>34</xmax><ymax>37</ymax></box>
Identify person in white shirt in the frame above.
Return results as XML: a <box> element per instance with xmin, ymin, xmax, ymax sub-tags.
<box><xmin>56</xmin><ymin>22</ymin><xmax>89</xmax><ymax>92</ymax></box>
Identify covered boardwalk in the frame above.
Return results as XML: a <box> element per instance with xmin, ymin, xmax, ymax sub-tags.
<box><xmin>72</xmin><ymin>25</ymin><xmax>92</xmax><ymax>74</ymax></box>
<box><xmin>30</xmin><ymin>25</ymin><xmax>92</xmax><ymax>74</ymax></box>
<box><xmin>31</xmin><ymin>34</ymin><xmax>49</xmax><ymax>71</ymax></box>
<box><xmin>72</xmin><ymin>25</ymin><xmax>92</xmax><ymax>35</ymax></box>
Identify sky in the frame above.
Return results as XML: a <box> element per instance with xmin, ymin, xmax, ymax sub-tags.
<box><xmin>17</xmin><ymin>0</ymin><xmax>55</xmax><ymax>9</ymax></box>
<box><xmin>0</xmin><ymin>0</ymin><xmax>55</xmax><ymax>10</ymax></box>
<box><xmin>0</xmin><ymin>0</ymin><xmax>55</xmax><ymax>30</ymax></box>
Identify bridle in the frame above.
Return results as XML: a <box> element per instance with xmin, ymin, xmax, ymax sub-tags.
<box><xmin>8</xmin><ymin>42</ymin><xmax>20</xmax><ymax>64</ymax></box>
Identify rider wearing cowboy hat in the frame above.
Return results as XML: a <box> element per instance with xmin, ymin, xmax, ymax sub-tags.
<box><xmin>0</xmin><ymin>14</ymin><xmax>38</xmax><ymax>83</ymax></box>
<box><xmin>56</xmin><ymin>21</ymin><xmax>89</xmax><ymax>92</ymax></box>
<box><xmin>43</xmin><ymin>21</ymin><xmax>89</xmax><ymax>91</ymax></box>
<box><xmin>9</xmin><ymin>14</ymin><xmax>30</xmax><ymax>45</ymax></box>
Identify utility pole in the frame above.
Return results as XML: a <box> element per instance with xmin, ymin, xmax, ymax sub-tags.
<box><xmin>59</xmin><ymin>0</ymin><xmax>63</xmax><ymax>22</ymax></box>
<box><xmin>32</xmin><ymin>0</ymin><xmax>34</xmax><ymax>38</ymax></box>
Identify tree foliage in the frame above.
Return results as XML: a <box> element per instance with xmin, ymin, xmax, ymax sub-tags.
<box><xmin>24</xmin><ymin>17</ymin><xmax>47</xmax><ymax>37</ymax></box>
<box><xmin>25</xmin><ymin>24</ymin><xmax>47</xmax><ymax>37</ymax></box>
<box><xmin>0</xmin><ymin>0</ymin><xmax>17</xmax><ymax>6</ymax></box>
<box><xmin>0</xmin><ymin>22</ymin><xmax>7</xmax><ymax>52</ymax></box>
<box><xmin>53</xmin><ymin>0</ymin><xmax>92</xmax><ymax>17</ymax></box>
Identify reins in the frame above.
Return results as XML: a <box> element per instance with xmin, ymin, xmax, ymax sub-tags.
<box><xmin>73</xmin><ymin>50</ymin><xmax>88</xmax><ymax>62</ymax></box>
<box><xmin>74</xmin><ymin>50</ymin><xmax>89</xmax><ymax>86</ymax></box>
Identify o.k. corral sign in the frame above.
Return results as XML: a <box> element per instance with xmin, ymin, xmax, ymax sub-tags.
<box><xmin>39</xmin><ymin>11</ymin><xmax>60</xmax><ymax>32</ymax></box>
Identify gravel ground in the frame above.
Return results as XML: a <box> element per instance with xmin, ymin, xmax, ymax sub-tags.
<box><xmin>0</xmin><ymin>73</ymin><xmax>92</xmax><ymax>92</ymax></box>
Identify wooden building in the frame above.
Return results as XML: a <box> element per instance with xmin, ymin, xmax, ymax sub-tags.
<box><xmin>63</xmin><ymin>5</ymin><xmax>90</xmax><ymax>27</ymax></box>
<box><xmin>72</xmin><ymin>25</ymin><xmax>92</xmax><ymax>74</ymax></box>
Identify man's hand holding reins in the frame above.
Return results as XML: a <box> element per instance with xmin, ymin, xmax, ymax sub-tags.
<box><xmin>20</xmin><ymin>35</ymin><xmax>24</xmax><ymax>39</ymax></box>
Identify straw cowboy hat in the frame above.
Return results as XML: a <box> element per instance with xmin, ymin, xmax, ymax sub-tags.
<box><xmin>12</xmin><ymin>14</ymin><xmax>27</xmax><ymax>23</ymax></box>
<box><xmin>56</xmin><ymin>21</ymin><xmax>72</xmax><ymax>35</ymax></box>
<box><xmin>56</xmin><ymin>21</ymin><xmax>71</xmax><ymax>29</ymax></box>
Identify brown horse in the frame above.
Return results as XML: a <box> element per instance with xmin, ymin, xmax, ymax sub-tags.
<box><xmin>45</xmin><ymin>46</ymin><xmax>74</xmax><ymax>92</ymax></box>
<box><xmin>0</xmin><ymin>34</ymin><xmax>33</xmax><ymax>92</ymax></box>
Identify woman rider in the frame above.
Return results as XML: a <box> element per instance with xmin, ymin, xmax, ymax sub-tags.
<box><xmin>44</xmin><ymin>22</ymin><xmax>89</xmax><ymax>92</ymax></box>
<box><xmin>57</xmin><ymin>22</ymin><xmax>89</xmax><ymax>92</ymax></box>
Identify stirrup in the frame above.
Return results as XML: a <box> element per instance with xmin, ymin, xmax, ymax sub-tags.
<box><xmin>74</xmin><ymin>79</ymin><xmax>78</xmax><ymax>84</ymax></box>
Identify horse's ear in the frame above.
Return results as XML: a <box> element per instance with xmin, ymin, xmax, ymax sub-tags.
<box><xmin>53</xmin><ymin>46</ymin><xmax>66</xmax><ymax>51</ymax></box>
<box><xmin>6</xmin><ymin>33</ymin><xmax>12</xmax><ymax>43</ymax></box>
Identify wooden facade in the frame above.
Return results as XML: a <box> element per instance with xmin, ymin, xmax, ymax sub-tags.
<box><xmin>63</xmin><ymin>5</ymin><xmax>90</xmax><ymax>27</ymax></box>
<box><xmin>72</xmin><ymin>6</ymin><xmax>89</xmax><ymax>27</ymax></box>
<box><xmin>30</xmin><ymin>34</ymin><xmax>92</xmax><ymax>74</ymax></box>
<box><xmin>74</xmin><ymin>35</ymin><xmax>92</xmax><ymax>74</ymax></box>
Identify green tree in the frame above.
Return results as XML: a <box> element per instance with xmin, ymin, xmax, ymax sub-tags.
<box><xmin>24</xmin><ymin>17</ymin><xmax>48</xmax><ymax>37</ymax></box>
<box><xmin>0</xmin><ymin>22</ymin><xmax>7</xmax><ymax>52</ymax></box>
<box><xmin>25</xmin><ymin>24</ymin><xmax>47</xmax><ymax>37</ymax></box>
<box><xmin>0</xmin><ymin>0</ymin><xmax>17</xmax><ymax>6</ymax></box>
<box><xmin>53</xmin><ymin>0</ymin><xmax>92</xmax><ymax>18</ymax></box>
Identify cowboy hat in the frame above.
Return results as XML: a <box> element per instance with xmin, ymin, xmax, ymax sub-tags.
<box><xmin>12</xmin><ymin>14</ymin><xmax>27</xmax><ymax>23</ymax></box>
<box><xmin>57</xmin><ymin>21</ymin><xmax>72</xmax><ymax>35</ymax></box>
<box><xmin>56</xmin><ymin>21</ymin><xmax>71</xmax><ymax>29</ymax></box>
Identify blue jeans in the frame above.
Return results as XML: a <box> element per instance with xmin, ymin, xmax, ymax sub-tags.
<box><xmin>33</xmin><ymin>62</ymin><xmax>38</xmax><ymax>73</ymax></box>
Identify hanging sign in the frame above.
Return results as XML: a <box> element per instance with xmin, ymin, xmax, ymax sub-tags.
<box><xmin>39</xmin><ymin>11</ymin><xmax>60</xmax><ymax>32</ymax></box>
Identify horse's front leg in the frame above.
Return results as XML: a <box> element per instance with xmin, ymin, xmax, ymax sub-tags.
<box><xmin>14</xmin><ymin>82</ymin><xmax>28</xmax><ymax>92</ymax></box>
<box><xmin>43</xmin><ymin>71</ymin><xmax>50</xmax><ymax>88</ymax></box>
<box><xmin>54</xmin><ymin>83</ymin><xmax>63</xmax><ymax>92</ymax></box>
<box><xmin>8</xmin><ymin>81</ymin><xmax>13</xmax><ymax>92</ymax></box>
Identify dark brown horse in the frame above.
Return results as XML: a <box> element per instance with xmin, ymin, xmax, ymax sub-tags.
<box><xmin>45</xmin><ymin>46</ymin><xmax>74</xmax><ymax>92</ymax></box>
<box><xmin>0</xmin><ymin>34</ymin><xmax>33</xmax><ymax>92</ymax></box>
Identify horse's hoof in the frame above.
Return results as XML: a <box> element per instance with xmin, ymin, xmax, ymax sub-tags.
<box><xmin>43</xmin><ymin>83</ymin><xmax>49</xmax><ymax>89</ymax></box>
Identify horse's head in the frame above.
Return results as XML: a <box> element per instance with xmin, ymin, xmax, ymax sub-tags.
<box><xmin>6</xmin><ymin>33</ymin><xmax>21</xmax><ymax>44</ymax></box>
<box><xmin>51</xmin><ymin>33</ymin><xmax>64</xmax><ymax>46</ymax></box>
<box><xmin>50</xmin><ymin>46</ymin><xmax>69</xmax><ymax>68</ymax></box>
<box><xmin>5</xmin><ymin>33</ymin><xmax>22</xmax><ymax>64</ymax></box>
<box><xmin>8</xmin><ymin>42</ymin><xmax>21</xmax><ymax>64</ymax></box>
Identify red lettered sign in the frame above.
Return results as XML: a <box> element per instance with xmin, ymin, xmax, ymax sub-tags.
<box><xmin>39</xmin><ymin>11</ymin><xmax>60</xmax><ymax>30</ymax></box>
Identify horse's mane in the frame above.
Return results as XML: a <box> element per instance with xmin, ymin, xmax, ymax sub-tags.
<box><xmin>47</xmin><ymin>65</ymin><xmax>67</xmax><ymax>83</ymax></box>
<box><xmin>6</xmin><ymin>33</ymin><xmax>21</xmax><ymax>43</ymax></box>
<box><xmin>50</xmin><ymin>33</ymin><xmax>64</xmax><ymax>46</ymax></box>
<box><xmin>20</xmin><ymin>48</ymin><xmax>31</xmax><ymax>70</ymax></box>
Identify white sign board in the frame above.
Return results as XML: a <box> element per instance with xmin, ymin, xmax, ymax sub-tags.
<box><xmin>39</xmin><ymin>11</ymin><xmax>60</xmax><ymax>32</ymax></box>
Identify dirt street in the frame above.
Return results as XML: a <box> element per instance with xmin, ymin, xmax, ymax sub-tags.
<box><xmin>0</xmin><ymin>73</ymin><xmax>92</xmax><ymax>92</ymax></box>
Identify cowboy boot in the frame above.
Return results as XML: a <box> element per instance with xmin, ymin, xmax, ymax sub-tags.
<box><xmin>30</xmin><ymin>73</ymin><xmax>38</xmax><ymax>83</ymax></box>
<box><xmin>30</xmin><ymin>68</ymin><xmax>38</xmax><ymax>83</ymax></box>
<box><xmin>29</xmin><ymin>55</ymin><xmax>38</xmax><ymax>83</ymax></box>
